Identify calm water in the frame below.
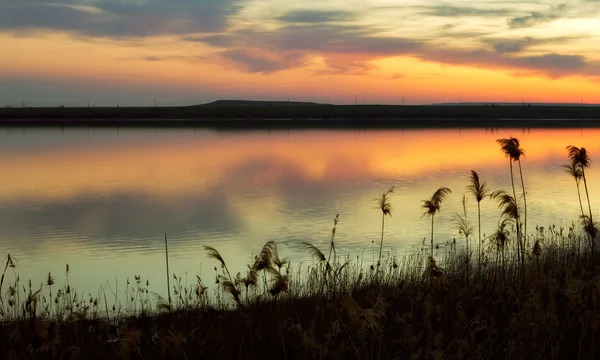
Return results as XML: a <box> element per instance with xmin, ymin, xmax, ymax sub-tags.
<box><xmin>0</xmin><ymin>127</ymin><xmax>597</xmax><ymax>297</ymax></box>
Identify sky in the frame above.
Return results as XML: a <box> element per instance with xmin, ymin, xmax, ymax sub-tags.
<box><xmin>1</xmin><ymin>0</ymin><xmax>600</xmax><ymax>106</ymax></box>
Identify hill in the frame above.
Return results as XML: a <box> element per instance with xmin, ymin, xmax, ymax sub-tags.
<box><xmin>1</xmin><ymin>104</ymin><xmax>599</xmax><ymax>128</ymax></box>
<box><xmin>199</xmin><ymin>100</ymin><xmax>329</xmax><ymax>107</ymax></box>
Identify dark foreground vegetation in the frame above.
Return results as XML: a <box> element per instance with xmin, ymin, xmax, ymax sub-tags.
<box><xmin>1</xmin><ymin>138</ymin><xmax>600</xmax><ymax>359</ymax></box>
<box><xmin>1</xmin><ymin>103</ymin><xmax>599</xmax><ymax>129</ymax></box>
<box><xmin>1</xmin><ymin>236</ymin><xmax>599</xmax><ymax>360</ymax></box>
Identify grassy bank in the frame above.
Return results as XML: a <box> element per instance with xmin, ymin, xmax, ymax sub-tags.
<box><xmin>0</xmin><ymin>232</ymin><xmax>598</xmax><ymax>360</ymax></box>
<box><xmin>0</xmin><ymin>105</ymin><xmax>599</xmax><ymax>129</ymax></box>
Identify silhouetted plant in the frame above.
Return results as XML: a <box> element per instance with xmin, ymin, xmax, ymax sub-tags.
<box><xmin>491</xmin><ymin>189</ymin><xmax>523</xmax><ymax>286</ymax></box>
<box><xmin>564</xmin><ymin>158</ymin><xmax>585</xmax><ymax>219</ymax></box>
<box><xmin>491</xmin><ymin>190</ymin><xmax>519</xmax><ymax>221</ymax></box>
<box><xmin>422</xmin><ymin>187</ymin><xmax>452</xmax><ymax>256</ymax></box>
<box><xmin>454</xmin><ymin>195</ymin><xmax>473</xmax><ymax>280</ymax></box>
<box><xmin>0</xmin><ymin>254</ymin><xmax>16</xmax><ymax>298</ymax></box>
<box><xmin>1</xmin><ymin>219</ymin><xmax>600</xmax><ymax>360</ymax></box>
<box><xmin>580</xmin><ymin>214</ymin><xmax>599</xmax><ymax>275</ymax></box>
<box><xmin>375</xmin><ymin>187</ymin><xmax>394</xmax><ymax>268</ymax></box>
<box><xmin>204</xmin><ymin>246</ymin><xmax>242</xmax><ymax>307</ymax></box>
<box><xmin>467</xmin><ymin>170</ymin><xmax>489</xmax><ymax>277</ymax></box>
<box><xmin>492</xmin><ymin>217</ymin><xmax>511</xmax><ymax>291</ymax></box>
<box><xmin>565</xmin><ymin>158</ymin><xmax>585</xmax><ymax>258</ymax></box>
<box><xmin>302</xmin><ymin>241</ymin><xmax>330</xmax><ymax>287</ymax></box>
<box><xmin>567</xmin><ymin>145</ymin><xmax>595</xmax><ymax>272</ymax></box>
<box><xmin>580</xmin><ymin>215</ymin><xmax>599</xmax><ymax>239</ymax></box>
<box><xmin>497</xmin><ymin>137</ymin><xmax>526</xmax><ymax>271</ymax></box>
<box><xmin>164</xmin><ymin>234</ymin><xmax>171</xmax><ymax>311</ymax></box>
<box><xmin>497</xmin><ymin>138</ymin><xmax>519</xmax><ymax>210</ymax></box>
<box><xmin>46</xmin><ymin>271</ymin><xmax>55</xmax><ymax>316</ymax></box>
<box><xmin>513</xmin><ymin>139</ymin><xmax>527</xmax><ymax>244</ymax></box>
<box><xmin>327</xmin><ymin>214</ymin><xmax>340</xmax><ymax>267</ymax></box>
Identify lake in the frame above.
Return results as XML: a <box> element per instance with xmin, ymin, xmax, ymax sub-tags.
<box><xmin>0</xmin><ymin>126</ymin><xmax>596</xmax><ymax>299</ymax></box>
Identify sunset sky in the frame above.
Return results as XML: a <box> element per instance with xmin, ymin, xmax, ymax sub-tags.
<box><xmin>2</xmin><ymin>0</ymin><xmax>600</xmax><ymax>106</ymax></box>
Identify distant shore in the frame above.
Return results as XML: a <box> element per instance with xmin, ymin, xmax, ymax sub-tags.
<box><xmin>1</xmin><ymin>105</ymin><xmax>599</xmax><ymax>128</ymax></box>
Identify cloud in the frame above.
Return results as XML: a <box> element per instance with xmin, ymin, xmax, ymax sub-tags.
<box><xmin>218</xmin><ymin>49</ymin><xmax>305</xmax><ymax>73</ymax></box>
<box><xmin>418</xmin><ymin>49</ymin><xmax>600</xmax><ymax>79</ymax></box>
<box><xmin>3</xmin><ymin>0</ymin><xmax>599</xmax><ymax>82</ymax></box>
<box><xmin>187</xmin><ymin>23</ymin><xmax>422</xmax><ymax>73</ymax></box>
<box><xmin>134</xmin><ymin>55</ymin><xmax>208</xmax><ymax>62</ymax></box>
<box><xmin>513</xmin><ymin>53</ymin><xmax>586</xmax><ymax>73</ymax></box>
<box><xmin>277</xmin><ymin>10</ymin><xmax>355</xmax><ymax>23</ymax></box>
<box><xmin>192</xmin><ymin>24</ymin><xmax>422</xmax><ymax>55</ymax></box>
<box><xmin>388</xmin><ymin>73</ymin><xmax>407</xmax><ymax>80</ymax></box>
<box><xmin>316</xmin><ymin>56</ymin><xmax>377</xmax><ymax>76</ymax></box>
<box><xmin>0</xmin><ymin>0</ymin><xmax>243</xmax><ymax>37</ymax></box>
<box><xmin>185</xmin><ymin>34</ymin><xmax>234</xmax><ymax>47</ymax></box>
<box><xmin>141</xmin><ymin>56</ymin><xmax>169</xmax><ymax>62</ymax></box>
<box><xmin>482</xmin><ymin>36</ymin><xmax>584</xmax><ymax>54</ymax></box>
<box><xmin>424</xmin><ymin>5</ymin><xmax>513</xmax><ymax>17</ymax></box>
<box><xmin>508</xmin><ymin>4</ymin><xmax>568</xmax><ymax>28</ymax></box>
<box><xmin>484</xmin><ymin>37</ymin><xmax>535</xmax><ymax>53</ymax></box>
<box><xmin>186</xmin><ymin>21</ymin><xmax>600</xmax><ymax>79</ymax></box>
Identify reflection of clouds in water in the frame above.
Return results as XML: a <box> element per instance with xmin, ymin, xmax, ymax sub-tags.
<box><xmin>0</xmin><ymin>153</ymin><xmax>400</xmax><ymax>263</ymax></box>
<box><xmin>228</xmin><ymin>156</ymin><xmax>368</xmax><ymax>210</ymax></box>
<box><xmin>0</xmin><ymin>127</ymin><xmax>219</xmax><ymax>154</ymax></box>
<box><xmin>0</xmin><ymin>190</ymin><xmax>242</xmax><ymax>249</ymax></box>
<box><xmin>0</xmin><ymin>151</ymin><xmax>509</xmax><ymax>258</ymax></box>
<box><xmin>0</xmin><ymin>142</ymin><xmax>591</xmax><ymax>260</ymax></box>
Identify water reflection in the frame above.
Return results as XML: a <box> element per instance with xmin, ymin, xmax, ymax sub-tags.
<box><xmin>0</xmin><ymin>127</ymin><xmax>598</xmax><ymax>297</ymax></box>
<box><xmin>0</xmin><ymin>190</ymin><xmax>242</xmax><ymax>248</ymax></box>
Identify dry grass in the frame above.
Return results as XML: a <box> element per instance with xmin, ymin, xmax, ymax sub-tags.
<box><xmin>0</xmin><ymin>225</ymin><xmax>599</xmax><ymax>359</ymax></box>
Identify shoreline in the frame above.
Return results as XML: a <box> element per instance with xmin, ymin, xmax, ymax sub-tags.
<box><xmin>2</xmin><ymin>117</ymin><xmax>600</xmax><ymax>129</ymax></box>
<box><xmin>0</xmin><ymin>105</ymin><xmax>599</xmax><ymax>128</ymax></box>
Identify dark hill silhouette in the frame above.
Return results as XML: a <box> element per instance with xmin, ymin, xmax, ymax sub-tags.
<box><xmin>1</xmin><ymin>103</ymin><xmax>599</xmax><ymax>128</ymax></box>
<box><xmin>199</xmin><ymin>100</ymin><xmax>329</xmax><ymax>107</ymax></box>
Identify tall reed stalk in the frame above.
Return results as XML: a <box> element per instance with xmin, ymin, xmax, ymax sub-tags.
<box><xmin>165</xmin><ymin>233</ymin><xmax>171</xmax><ymax>310</ymax></box>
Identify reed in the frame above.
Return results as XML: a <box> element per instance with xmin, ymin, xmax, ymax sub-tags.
<box><xmin>0</xmin><ymin>227</ymin><xmax>598</xmax><ymax>359</ymax></box>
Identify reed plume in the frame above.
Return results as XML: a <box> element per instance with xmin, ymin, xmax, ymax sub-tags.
<box><xmin>422</xmin><ymin>187</ymin><xmax>452</xmax><ymax>256</ymax></box>
<box><xmin>375</xmin><ymin>187</ymin><xmax>394</xmax><ymax>268</ymax></box>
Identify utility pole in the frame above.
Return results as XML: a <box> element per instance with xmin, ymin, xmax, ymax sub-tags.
<box><xmin>402</xmin><ymin>97</ymin><xmax>404</xmax><ymax>106</ymax></box>
<box><xmin>355</xmin><ymin>96</ymin><xmax>357</xmax><ymax>105</ymax></box>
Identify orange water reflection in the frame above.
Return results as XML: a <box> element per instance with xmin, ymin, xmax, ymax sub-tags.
<box><xmin>1</xmin><ymin>128</ymin><xmax>599</xmax><ymax>201</ymax></box>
